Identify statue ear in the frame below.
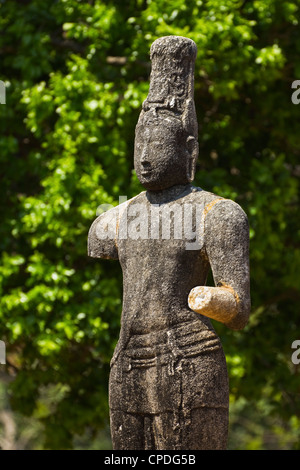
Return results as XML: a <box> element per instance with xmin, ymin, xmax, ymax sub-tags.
<box><xmin>186</xmin><ymin>136</ymin><xmax>198</xmax><ymax>182</ymax></box>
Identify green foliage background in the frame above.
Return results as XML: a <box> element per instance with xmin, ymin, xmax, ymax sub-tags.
<box><xmin>0</xmin><ymin>0</ymin><xmax>299</xmax><ymax>450</ymax></box>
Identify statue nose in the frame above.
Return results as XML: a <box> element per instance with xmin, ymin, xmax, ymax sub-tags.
<box><xmin>141</xmin><ymin>148</ymin><xmax>150</xmax><ymax>165</ymax></box>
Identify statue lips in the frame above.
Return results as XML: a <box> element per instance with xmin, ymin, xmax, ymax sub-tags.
<box><xmin>141</xmin><ymin>163</ymin><xmax>152</xmax><ymax>177</ymax></box>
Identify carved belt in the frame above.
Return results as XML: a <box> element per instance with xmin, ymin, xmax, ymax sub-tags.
<box><xmin>112</xmin><ymin>321</ymin><xmax>222</xmax><ymax>382</ymax></box>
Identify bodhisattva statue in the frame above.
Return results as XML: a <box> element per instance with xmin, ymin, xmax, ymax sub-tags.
<box><xmin>88</xmin><ymin>36</ymin><xmax>250</xmax><ymax>450</ymax></box>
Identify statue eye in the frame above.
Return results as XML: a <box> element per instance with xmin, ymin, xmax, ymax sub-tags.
<box><xmin>151</xmin><ymin>141</ymin><xmax>163</xmax><ymax>148</ymax></box>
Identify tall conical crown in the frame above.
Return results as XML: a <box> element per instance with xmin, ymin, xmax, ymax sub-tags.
<box><xmin>141</xmin><ymin>36</ymin><xmax>198</xmax><ymax>139</ymax></box>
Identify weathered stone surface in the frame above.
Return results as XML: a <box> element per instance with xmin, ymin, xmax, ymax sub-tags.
<box><xmin>88</xmin><ymin>36</ymin><xmax>250</xmax><ymax>450</ymax></box>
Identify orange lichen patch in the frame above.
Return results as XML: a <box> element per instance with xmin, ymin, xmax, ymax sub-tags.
<box><xmin>114</xmin><ymin>217</ymin><xmax>120</xmax><ymax>248</ymax></box>
<box><xmin>217</xmin><ymin>281</ymin><xmax>240</xmax><ymax>306</ymax></box>
<box><xmin>188</xmin><ymin>286</ymin><xmax>212</xmax><ymax>310</ymax></box>
<box><xmin>188</xmin><ymin>284</ymin><xmax>239</xmax><ymax>325</ymax></box>
<box><xmin>203</xmin><ymin>197</ymin><xmax>224</xmax><ymax>218</ymax></box>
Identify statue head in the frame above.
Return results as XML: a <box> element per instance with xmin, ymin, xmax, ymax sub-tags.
<box><xmin>134</xmin><ymin>109</ymin><xmax>198</xmax><ymax>190</ymax></box>
<box><xmin>134</xmin><ymin>36</ymin><xmax>199</xmax><ymax>191</ymax></box>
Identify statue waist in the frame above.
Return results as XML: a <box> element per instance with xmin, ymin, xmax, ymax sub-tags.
<box><xmin>124</xmin><ymin>320</ymin><xmax>221</xmax><ymax>361</ymax></box>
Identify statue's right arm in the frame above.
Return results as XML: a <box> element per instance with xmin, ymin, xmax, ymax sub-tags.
<box><xmin>87</xmin><ymin>205</ymin><xmax>120</xmax><ymax>260</ymax></box>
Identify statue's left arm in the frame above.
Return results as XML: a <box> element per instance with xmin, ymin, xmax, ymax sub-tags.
<box><xmin>188</xmin><ymin>199</ymin><xmax>251</xmax><ymax>330</ymax></box>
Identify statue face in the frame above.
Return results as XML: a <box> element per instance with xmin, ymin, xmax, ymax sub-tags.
<box><xmin>134</xmin><ymin>121</ymin><xmax>190</xmax><ymax>191</ymax></box>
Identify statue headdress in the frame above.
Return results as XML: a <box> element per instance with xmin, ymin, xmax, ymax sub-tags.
<box><xmin>138</xmin><ymin>36</ymin><xmax>198</xmax><ymax>140</ymax></box>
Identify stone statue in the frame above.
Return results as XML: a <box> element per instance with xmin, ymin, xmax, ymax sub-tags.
<box><xmin>88</xmin><ymin>36</ymin><xmax>250</xmax><ymax>450</ymax></box>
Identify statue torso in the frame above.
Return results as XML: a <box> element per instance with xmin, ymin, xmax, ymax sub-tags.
<box><xmin>117</xmin><ymin>186</ymin><xmax>219</xmax><ymax>338</ymax></box>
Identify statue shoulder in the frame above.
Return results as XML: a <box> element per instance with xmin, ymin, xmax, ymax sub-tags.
<box><xmin>203</xmin><ymin>196</ymin><xmax>249</xmax><ymax>244</ymax></box>
<box><xmin>204</xmin><ymin>196</ymin><xmax>248</xmax><ymax>224</ymax></box>
<box><xmin>186</xmin><ymin>187</ymin><xmax>224</xmax><ymax>207</ymax></box>
<box><xmin>87</xmin><ymin>192</ymin><xmax>146</xmax><ymax>259</ymax></box>
<box><xmin>88</xmin><ymin>204</ymin><xmax>119</xmax><ymax>259</ymax></box>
